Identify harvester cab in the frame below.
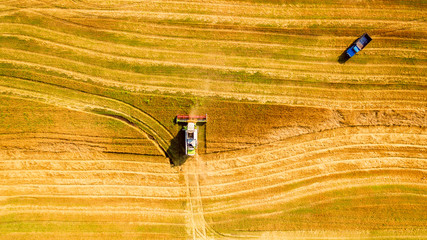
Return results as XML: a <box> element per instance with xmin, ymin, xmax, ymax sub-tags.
<box><xmin>175</xmin><ymin>114</ymin><xmax>207</xmax><ymax>156</ymax></box>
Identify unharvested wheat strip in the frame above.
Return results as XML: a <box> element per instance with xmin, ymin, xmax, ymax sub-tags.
<box><xmin>203</xmin><ymin>177</ymin><xmax>426</xmax><ymax>213</ymax></box>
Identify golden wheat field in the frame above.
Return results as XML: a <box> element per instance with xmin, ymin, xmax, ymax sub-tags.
<box><xmin>0</xmin><ymin>0</ymin><xmax>426</xmax><ymax>239</ymax></box>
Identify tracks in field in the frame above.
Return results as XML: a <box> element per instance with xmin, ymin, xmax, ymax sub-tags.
<box><xmin>1</xmin><ymin>0</ymin><xmax>426</xmax><ymax>238</ymax></box>
<box><xmin>182</xmin><ymin>156</ymin><xmax>254</xmax><ymax>239</ymax></box>
<box><xmin>0</xmin><ymin>73</ymin><xmax>174</xmax><ymax>157</ymax></box>
<box><xmin>0</xmin><ymin>2</ymin><xmax>426</xmax><ymax>109</ymax></box>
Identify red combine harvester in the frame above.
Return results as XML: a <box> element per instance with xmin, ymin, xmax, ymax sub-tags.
<box><xmin>175</xmin><ymin>114</ymin><xmax>207</xmax><ymax>156</ymax></box>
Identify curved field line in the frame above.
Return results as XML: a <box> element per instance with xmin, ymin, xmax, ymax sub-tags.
<box><xmin>205</xmin><ymin>130</ymin><xmax>427</xmax><ymax>164</ymax></box>
<box><xmin>209</xmin><ymin>145</ymin><xmax>427</xmax><ymax>175</ymax></box>
<box><xmin>201</xmin><ymin>157</ymin><xmax>427</xmax><ymax>190</ymax></box>
<box><xmin>211</xmin><ymin>192</ymin><xmax>427</xmax><ymax>224</ymax></box>
<box><xmin>0</xmin><ymin>72</ymin><xmax>174</xmax><ymax>140</ymax></box>
<box><xmin>207</xmin><ymin>143</ymin><xmax>427</xmax><ymax>175</ymax></box>
<box><xmin>198</xmin><ymin>168</ymin><xmax>427</xmax><ymax>200</ymax></box>
<box><xmin>203</xmin><ymin>177</ymin><xmax>426</xmax><ymax>214</ymax></box>
<box><xmin>203</xmin><ymin>130</ymin><xmax>427</xmax><ymax>161</ymax></box>
<box><xmin>0</xmin><ymin>80</ymin><xmax>174</xmax><ymax>157</ymax></box>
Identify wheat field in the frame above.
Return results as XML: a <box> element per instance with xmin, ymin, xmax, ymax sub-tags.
<box><xmin>0</xmin><ymin>0</ymin><xmax>426</xmax><ymax>239</ymax></box>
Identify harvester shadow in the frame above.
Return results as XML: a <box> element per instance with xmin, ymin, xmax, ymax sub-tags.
<box><xmin>338</xmin><ymin>51</ymin><xmax>350</xmax><ymax>64</ymax></box>
<box><xmin>167</xmin><ymin>128</ymin><xmax>190</xmax><ymax>167</ymax></box>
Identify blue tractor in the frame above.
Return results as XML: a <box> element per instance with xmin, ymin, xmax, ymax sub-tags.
<box><xmin>346</xmin><ymin>33</ymin><xmax>372</xmax><ymax>58</ymax></box>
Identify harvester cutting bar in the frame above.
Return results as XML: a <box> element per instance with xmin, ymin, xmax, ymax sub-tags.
<box><xmin>176</xmin><ymin>114</ymin><xmax>207</xmax><ymax>123</ymax></box>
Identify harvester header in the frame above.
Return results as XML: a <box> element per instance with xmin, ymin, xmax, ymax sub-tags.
<box><xmin>176</xmin><ymin>114</ymin><xmax>207</xmax><ymax>123</ymax></box>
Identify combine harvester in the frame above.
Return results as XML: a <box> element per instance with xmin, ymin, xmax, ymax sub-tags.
<box><xmin>175</xmin><ymin>114</ymin><xmax>207</xmax><ymax>156</ymax></box>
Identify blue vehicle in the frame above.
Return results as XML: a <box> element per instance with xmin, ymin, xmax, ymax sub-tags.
<box><xmin>346</xmin><ymin>33</ymin><xmax>372</xmax><ymax>57</ymax></box>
